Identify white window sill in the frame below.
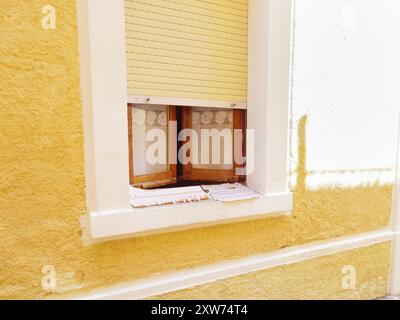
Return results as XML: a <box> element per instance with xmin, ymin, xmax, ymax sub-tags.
<box><xmin>85</xmin><ymin>192</ymin><xmax>293</xmax><ymax>243</ymax></box>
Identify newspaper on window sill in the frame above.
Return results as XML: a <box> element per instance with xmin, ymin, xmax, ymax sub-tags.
<box><xmin>201</xmin><ymin>183</ymin><xmax>260</xmax><ymax>203</ymax></box>
<box><xmin>130</xmin><ymin>183</ymin><xmax>260</xmax><ymax>208</ymax></box>
<box><xmin>130</xmin><ymin>186</ymin><xmax>209</xmax><ymax>208</ymax></box>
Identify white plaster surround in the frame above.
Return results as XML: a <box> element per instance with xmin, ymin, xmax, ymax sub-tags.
<box><xmin>77</xmin><ymin>0</ymin><xmax>294</xmax><ymax>242</ymax></box>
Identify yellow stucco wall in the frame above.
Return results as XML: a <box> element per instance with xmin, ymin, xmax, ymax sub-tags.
<box><xmin>156</xmin><ymin>242</ymin><xmax>391</xmax><ymax>300</ymax></box>
<box><xmin>0</xmin><ymin>1</ymin><xmax>393</xmax><ymax>299</ymax></box>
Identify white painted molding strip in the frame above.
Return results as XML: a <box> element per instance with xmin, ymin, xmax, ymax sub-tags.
<box><xmin>128</xmin><ymin>96</ymin><xmax>247</xmax><ymax>110</ymax></box>
<box><xmin>76</xmin><ymin>228</ymin><xmax>392</xmax><ymax>300</ymax></box>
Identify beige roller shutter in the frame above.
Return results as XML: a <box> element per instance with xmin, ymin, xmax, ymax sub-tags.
<box><xmin>125</xmin><ymin>0</ymin><xmax>248</xmax><ymax>105</ymax></box>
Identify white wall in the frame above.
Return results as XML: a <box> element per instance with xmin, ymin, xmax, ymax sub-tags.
<box><xmin>290</xmin><ymin>0</ymin><xmax>400</xmax><ymax>190</ymax></box>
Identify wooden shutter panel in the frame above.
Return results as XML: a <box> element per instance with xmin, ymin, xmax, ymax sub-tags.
<box><xmin>125</xmin><ymin>0</ymin><xmax>248</xmax><ymax>105</ymax></box>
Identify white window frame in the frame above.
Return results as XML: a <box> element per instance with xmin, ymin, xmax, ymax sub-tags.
<box><xmin>78</xmin><ymin>0</ymin><xmax>294</xmax><ymax>242</ymax></box>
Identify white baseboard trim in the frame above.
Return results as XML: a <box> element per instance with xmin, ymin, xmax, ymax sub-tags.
<box><xmin>389</xmin><ymin>111</ymin><xmax>400</xmax><ymax>295</ymax></box>
<box><xmin>75</xmin><ymin>228</ymin><xmax>392</xmax><ymax>300</ymax></box>
<box><xmin>390</xmin><ymin>232</ymin><xmax>400</xmax><ymax>295</ymax></box>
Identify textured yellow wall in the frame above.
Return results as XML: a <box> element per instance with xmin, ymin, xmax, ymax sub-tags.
<box><xmin>0</xmin><ymin>1</ymin><xmax>393</xmax><ymax>299</ymax></box>
<box><xmin>156</xmin><ymin>243</ymin><xmax>391</xmax><ymax>300</ymax></box>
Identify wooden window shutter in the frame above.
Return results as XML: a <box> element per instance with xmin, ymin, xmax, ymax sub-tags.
<box><xmin>125</xmin><ymin>0</ymin><xmax>248</xmax><ymax>104</ymax></box>
<box><xmin>180</xmin><ymin>107</ymin><xmax>246</xmax><ymax>183</ymax></box>
<box><xmin>128</xmin><ymin>104</ymin><xmax>177</xmax><ymax>188</ymax></box>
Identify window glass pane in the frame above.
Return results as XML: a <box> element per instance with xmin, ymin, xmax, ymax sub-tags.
<box><xmin>132</xmin><ymin>105</ymin><xmax>169</xmax><ymax>176</ymax></box>
<box><xmin>192</xmin><ymin>108</ymin><xmax>234</xmax><ymax>170</ymax></box>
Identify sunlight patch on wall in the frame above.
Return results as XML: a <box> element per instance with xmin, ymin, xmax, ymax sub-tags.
<box><xmin>306</xmin><ymin>168</ymin><xmax>394</xmax><ymax>190</ymax></box>
<box><xmin>289</xmin><ymin>0</ymin><xmax>400</xmax><ymax>191</ymax></box>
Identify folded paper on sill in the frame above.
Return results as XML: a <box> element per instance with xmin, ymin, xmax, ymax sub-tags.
<box><xmin>202</xmin><ymin>183</ymin><xmax>260</xmax><ymax>202</ymax></box>
<box><xmin>130</xmin><ymin>183</ymin><xmax>260</xmax><ymax>208</ymax></box>
<box><xmin>130</xmin><ymin>186</ymin><xmax>209</xmax><ymax>208</ymax></box>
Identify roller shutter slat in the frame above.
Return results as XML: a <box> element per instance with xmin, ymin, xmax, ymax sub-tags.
<box><xmin>125</xmin><ymin>0</ymin><xmax>248</xmax><ymax>103</ymax></box>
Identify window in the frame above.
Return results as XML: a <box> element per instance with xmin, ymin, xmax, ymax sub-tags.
<box><xmin>124</xmin><ymin>0</ymin><xmax>249</xmax><ymax>196</ymax></box>
<box><xmin>78</xmin><ymin>0</ymin><xmax>294</xmax><ymax>242</ymax></box>
<box><xmin>180</xmin><ymin>107</ymin><xmax>246</xmax><ymax>184</ymax></box>
<box><xmin>128</xmin><ymin>104</ymin><xmax>177</xmax><ymax>188</ymax></box>
<box><xmin>128</xmin><ymin>104</ymin><xmax>246</xmax><ymax>190</ymax></box>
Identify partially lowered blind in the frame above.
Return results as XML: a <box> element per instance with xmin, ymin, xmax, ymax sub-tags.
<box><xmin>125</xmin><ymin>0</ymin><xmax>248</xmax><ymax>105</ymax></box>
